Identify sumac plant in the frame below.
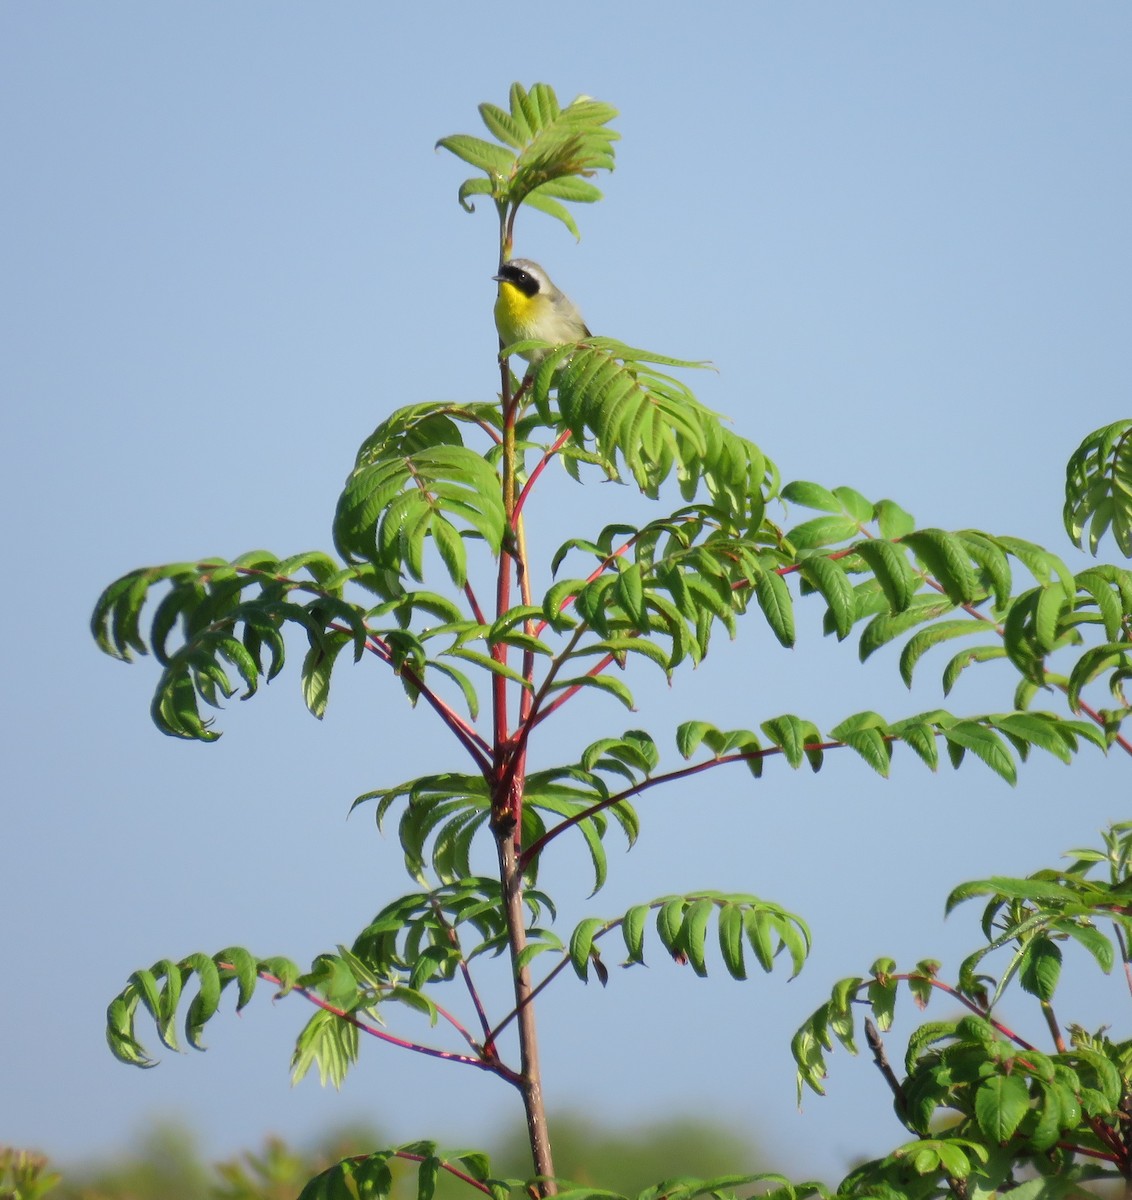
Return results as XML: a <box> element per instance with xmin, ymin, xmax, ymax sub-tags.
<box><xmin>93</xmin><ymin>83</ymin><xmax>1132</xmax><ymax>1199</ymax></box>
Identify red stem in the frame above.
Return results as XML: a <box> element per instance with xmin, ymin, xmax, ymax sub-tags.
<box><xmin>464</xmin><ymin>581</ymin><xmax>488</xmax><ymax>627</ymax></box>
<box><xmin>514</xmin><ymin>429</ymin><xmax>572</xmax><ymax>525</ymax></box>
<box><xmin>1056</xmin><ymin>1143</ymin><xmax>1121</xmax><ymax>1162</ymax></box>
<box><xmin>253</xmin><ymin>969</ymin><xmax>521</xmax><ymax>1085</ymax></box>
<box><xmin>885</xmin><ymin>975</ymin><xmax>1037</xmax><ymax>1051</ymax></box>
<box><xmin>531</xmin><ymin>536</ymin><xmax>637</xmax><ymax>640</ymax></box>
<box><xmin>427</xmin><ymin>895</ymin><xmax>495</xmax><ymax>1050</ymax></box>
<box><xmin>518</xmin><ymin>739</ymin><xmax>843</xmax><ymax>872</ymax></box>
<box><xmin>527</xmin><ymin>652</ymin><xmax>617</xmax><ymax>729</ymax></box>
<box><xmin>335</xmin><ymin>625</ymin><xmax>492</xmax><ymax>768</ymax></box>
<box><xmin>389</xmin><ymin>1151</ymin><xmax>498</xmax><ymax>1196</ymax></box>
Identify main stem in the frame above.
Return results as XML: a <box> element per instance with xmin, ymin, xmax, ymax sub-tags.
<box><xmin>496</xmin><ymin>830</ymin><xmax>555</xmax><ymax>1188</ymax></box>
<box><xmin>494</xmin><ymin>351</ymin><xmax>557</xmax><ymax>1191</ymax></box>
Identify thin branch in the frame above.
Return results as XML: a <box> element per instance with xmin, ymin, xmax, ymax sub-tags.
<box><xmin>491</xmin><ymin>918</ymin><xmax>627</xmax><ymax>1043</ymax></box>
<box><xmin>253</xmin><ymin>969</ymin><xmax>520</xmax><ymax>1084</ymax></box>
<box><xmin>489</xmin><ymin>954</ymin><xmax>574</xmax><ymax>1045</ymax></box>
<box><xmin>884</xmin><ymin>974</ymin><xmax>1038</xmax><ymax>1052</ymax></box>
<box><xmin>514</xmin><ymin>429</ymin><xmax>573</xmax><ymax>525</ymax></box>
<box><xmin>531</xmin><ymin>535</ymin><xmax>638</xmax><ymax>640</ymax></box>
<box><xmin>1041</xmin><ymin>999</ymin><xmax>1067</xmax><ymax>1053</ymax></box>
<box><xmin>864</xmin><ymin>1018</ymin><xmax>910</xmax><ymax>1125</ymax></box>
<box><xmin>527</xmin><ymin>652</ymin><xmax>617</xmax><ymax>730</ymax></box>
<box><xmin>1077</xmin><ymin>696</ymin><xmax>1132</xmax><ymax>758</ymax></box>
<box><xmin>464</xmin><ymin>581</ymin><xmax>488</xmax><ymax>627</ymax></box>
<box><xmin>389</xmin><ymin>1151</ymin><xmax>498</xmax><ymax>1197</ymax></box>
<box><xmin>774</xmin><ymin>533</ymin><xmax>1132</xmax><ymax>757</ymax></box>
<box><xmin>427</xmin><ymin>895</ymin><xmax>495</xmax><ymax>1049</ymax></box>
<box><xmin>219</xmin><ymin>564</ymin><xmax>499</xmax><ymax>770</ymax></box>
<box><xmin>1055</xmin><ymin>1143</ymin><xmax>1121</xmax><ymax>1162</ymax></box>
<box><xmin>518</xmin><ymin>741</ymin><xmax>843</xmax><ymax>872</ymax></box>
<box><xmin>336</xmin><ymin>625</ymin><xmax>492</xmax><ymax>769</ymax></box>
<box><xmin>1111</xmin><ymin>923</ymin><xmax>1132</xmax><ymax>1002</ymax></box>
<box><xmin>516</xmin><ymin>517</ymin><xmax>537</xmax><ymax>731</ymax></box>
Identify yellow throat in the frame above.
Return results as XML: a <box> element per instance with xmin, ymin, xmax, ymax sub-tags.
<box><xmin>494</xmin><ymin>279</ymin><xmax>546</xmax><ymax>345</ymax></box>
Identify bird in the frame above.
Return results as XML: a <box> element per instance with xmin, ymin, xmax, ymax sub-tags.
<box><xmin>492</xmin><ymin>258</ymin><xmax>590</xmax><ymax>364</ymax></box>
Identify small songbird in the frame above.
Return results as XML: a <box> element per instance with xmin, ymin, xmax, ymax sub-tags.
<box><xmin>492</xmin><ymin>258</ymin><xmax>591</xmax><ymax>364</ymax></box>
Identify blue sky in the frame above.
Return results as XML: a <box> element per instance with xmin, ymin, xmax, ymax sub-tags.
<box><xmin>3</xmin><ymin>2</ymin><xmax>1131</xmax><ymax>1185</ymax></box>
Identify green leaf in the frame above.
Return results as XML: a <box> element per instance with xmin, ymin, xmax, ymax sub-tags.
<box><xmin>1063</xmin><ymin>921</ymin><xmax>1115</xmax><ymax>973</ymax></box>
<box><xmin>941</xmin><ymin>721</ymin><xmax>1017</xmax><ymax>783</ymax></box>
<box><xmin>788</xmin><ymin>515</ymin><xmax>862</xmax><ymax>550</ymax></box>
<box><xmin>973</xmin><ymin>1074</ymin><xmax>1030</xmax><ymax>1141</ymax></box>
<box><xmin>217</xmin><ymin>947</ymin><xmax>258</xmax><ymax>1014</ymax></box>
<box><xmin>106</xmin><ymin>992</ymin><xmax>155</xmax><ymax>1068</ymax></box>
<box><xmin>415</xmin><ymin>1154</ymin><xmax>442</xmax><ymax>1200</ymax></box>
<box><xmin>184</xmin><ymin>953</ymin><xmax>221</xmax><ymax>1050</ymax></box>
<box><xmin>435</xmin><ymin>133</ymin><xmax>515</xmax><ymax>175</ymax></box>
<box><xmin>568</xmin><ymin>917</ymin><xmax>606</xmax><ymax>981</ymax></box>
<box><xmin>800</xmin><ymin>555</ymin><xmax>856</xmax><ymax>640</ymax></box>
<box><xmin>781</xmin><ymin>479</ymin><xmax>841</xmax><ymax>513</ymax></box>
<box><xmin>621</xmin><ymin>904</ymin><xmax>649</xmax><ymax>965</ymax></box>
<box><xmin>778</xmin><ymin>915</ymin><xmax>810</xmax><ymax>979</ymax></box>
<box><xmin>301</xmin><ymin>631</ymin><xmax>352</xmax><ymax>720</ymax></box>
<box><xmin>858</xmin><ymin>596</ymin><xmax>955</xmax><ymax>662</ymax></box>
<box><xmin>680</xmin><ymin>898</ymin><xmax>715</xmax><ymax>978</ymax></box>
<box><xmin>478</xmin><ymin>101</ymin><xmax>525</xmax><ymax>148</ymax></box>
<box><xmin>959</xmin><ymin>531</ymin><xmax>1013</xmax><ymax>610</ymax></box>
<box><xmin>899</xmin><ymin>620</ymin><xmax>982</xmax><ymax>687</ymax></box>
<box><xmin>832</xmin><ymin>486</ymin><xmax>873</xmax><ymax>523</ymax></box>
<box><xmin>744</xmin><ymin>908</ymin><xmax>776</xmax><ymax>973</ymax></box>
<box><xmin>903</xmin><ymin>528</ymin><xmax>980</xmax><ymax>604</ymax></box>
<box><xmin>875</xmin><ymin>499</ymin><xmax>917</xmax><ymax>540</ymax></box>
<box><xmin>717</xmin><ymin>902</ymin><xmax>746</xmax><ymax>980</ymax></box>
<box><xmin>754</xmin><ymin>569</ymin><xmax>794</xmax><ymax>648</ymax></box>
<box><xmin>675</xmin><ymin>720</ymin><xmax>718</xmax><ymax>759</ymax></box>
<box><xmin>1018</xmin><ymin>937</ymin><xmax>1062</xmax><ymax>1000</ymax></box>
<box><xmin>290</xmin><ymin>1007</ymin><xmax>360</xmax><ymax>1090</ymax></box>
<box><xmin>942</xmin><ymin>643</ymin><xmax>1007</xmax><ymax>696</ymax></box>
<box><xmin>840</xmin><ymin>727</ymin><xmax>892</xmax><ymax>777</ymax></box>
<box><xmin>761</xmin><ymin>714</ymin><xmax>821</xmax><ymax>770</ymax></box>
<box><xmin>616</xmin><ymin>561</ymin><xmax>647</xmax><ymax>627</ymax></box>
<box><xmin>888</xmin><ymin>715</ymin><xmax>940</xmax><ymax>770</ymax></box>
<box><xmin>430</xmin><ymin>515</ymin><xmax>468</xmax><ymax>587</ymax></box>
<box><xmin>656</xmin><ymin>898</ymin><xmax>686</xmax><ymax>959</ymax></box>
<box><xmin>444</xmin><ymin>647</ymin><xmax>532</xmax><ymax>689</ymax></box>
<box><xmin>548</xmin><ymin>673</ymin><xmax>636</xmax><ymax>711</ymax></box>
<box><xmin>1064</xmin><ymin>419</ymin><xmax>1132</xmax><ymax>557</ymax></box>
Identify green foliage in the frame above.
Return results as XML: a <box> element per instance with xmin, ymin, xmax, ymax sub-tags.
<box><xmin>214</xmin><ymin>1135</ymin><xmax>314</xmax><ymax>1200</ymax></box>
<box><xmin>792</xmin><ymin>823</ymin><xmax>1132</xmax><ymax>1198</ymax></box>
<box><xmin>29</xmin><ymin>1116</ymin><xmax>801</xmax><ymax>1200</ymax></box>
<box><xmin>0</xmin><ymin>1149</ymin><xmax>60</xmax><ymax>1200</ymax></box>
<box><xmin>568</xmin><ymin>891</ymin><xmax>809</xmax><ymax>983</ymax></box>
<box><xmin>676</xmin><ymin>708</ymin><xmax>1105</xmax><ymax>783</ymax></box>
<box><xmin>355</xmin><ymin>755</ymin><xmax>640</xmax><ymax>892</ymax></box>
<box><xmin>437</xmin><ymin>82</ymin><xmax>618</xmax><ymax>241</ymax></box>
<box><xmin>91</xmin><ymin>81</ymin><xmax>1132</xmax><ymax>1200</ymax></box>
<box><xmin>51</xmin><ymin>1125</ymin><xmax>214</xmax><ymax>1200</ymax></box>
<box><xmin>1064</xmin><ymin>418</ymin><xmax>1132</xmax><ymax>557</ymax></box>
<box><xmin>782</xmin><ymin>479</ymin><xmax>1132</xmax><ymax>736</ymax></box>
